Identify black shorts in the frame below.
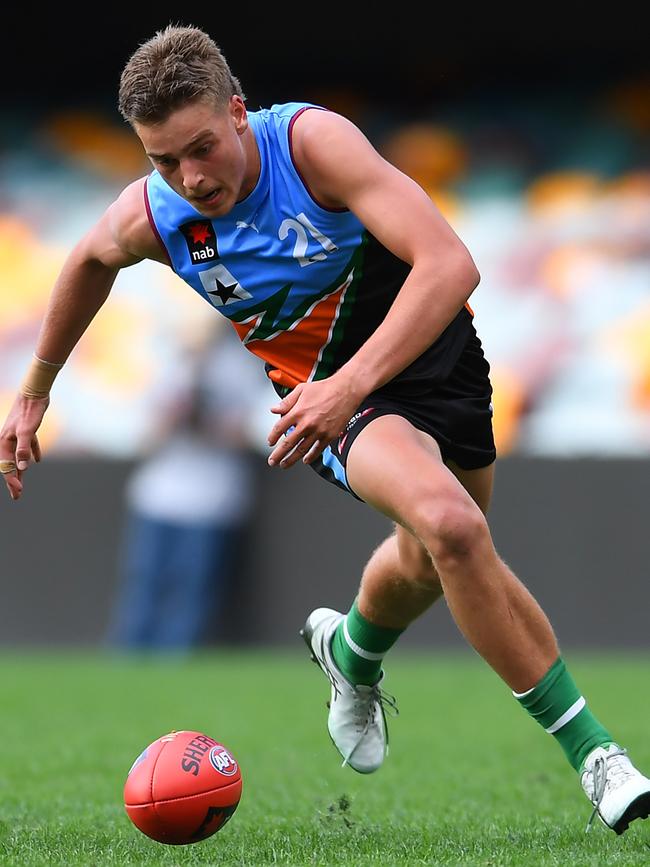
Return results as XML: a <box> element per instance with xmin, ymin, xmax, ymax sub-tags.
<box><xmin>310</xmin><ymin>328</ymin><xmax>496</xmax><ymax>501</ymax></box>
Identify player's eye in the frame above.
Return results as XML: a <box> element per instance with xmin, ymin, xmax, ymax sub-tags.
<box><xmin>195</xmin><ymin>144</ymin><xmax>212</xmax><ymax>157</ymax></box>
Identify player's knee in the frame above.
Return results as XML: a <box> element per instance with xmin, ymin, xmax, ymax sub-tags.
<box><xmin>416</xmin><ymin>498</ymin><xmax>488</xmax><ymax>567</ymax></box>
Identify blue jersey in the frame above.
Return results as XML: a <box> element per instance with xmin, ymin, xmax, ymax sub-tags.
<box><xmin>145</xmin><ymin>102</ymin><xmax>471</xmax><ymax>390</ymax></box>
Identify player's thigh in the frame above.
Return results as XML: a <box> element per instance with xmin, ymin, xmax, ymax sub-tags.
<box><xmin>406</xmin><ymin>424</ymin><xmax>495</xmax><ymax>515</ymax></box>
<box><xmin>346</xmin><ymin>414</ymin><xmax>479</xmax><ymax>537</ymax></box>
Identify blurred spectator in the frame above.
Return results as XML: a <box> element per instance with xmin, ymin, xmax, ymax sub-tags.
<box><xmin>106</xmin><ymin>323</ymin><xmax>269</xmax><ymax>651</ymax></box>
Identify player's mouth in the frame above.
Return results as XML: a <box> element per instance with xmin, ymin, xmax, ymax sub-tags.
<box><xmin>194</xmin><ymin>187</ymin><xmax>222</xmax><ymax>207</ymax></box>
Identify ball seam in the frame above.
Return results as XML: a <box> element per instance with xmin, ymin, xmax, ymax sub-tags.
<box><xmin>125</xmin><ymin>777</ymin><xmax>242</xmax><ymax>808</ymax></box>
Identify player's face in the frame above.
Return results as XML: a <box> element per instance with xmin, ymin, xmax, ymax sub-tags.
<box><xmin>135</xmin><ymin>96</ymin><xmax>258</xmax><ymax>217</ymax></box>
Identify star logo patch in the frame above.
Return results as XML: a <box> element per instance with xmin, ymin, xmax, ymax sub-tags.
<box><xmin>198</xmin><ymin>263</ymin><xmax>253</xmax><ymax>308</ymax></box>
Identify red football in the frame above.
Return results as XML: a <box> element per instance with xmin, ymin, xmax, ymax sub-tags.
<box><xmin>124</xmin><ymin>730</ymin><xmax>242</xmax><ymax>845</ymax></box>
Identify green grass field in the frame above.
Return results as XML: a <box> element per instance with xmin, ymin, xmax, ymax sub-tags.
<box><xmin>0</xmin><ymin>650</ymin><xmax>648</xmax><ymax>866</ymax></box>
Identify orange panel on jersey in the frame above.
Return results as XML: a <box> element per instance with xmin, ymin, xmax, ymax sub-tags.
<box><xmin>230</xmin><ymin>281</ymin><xmax>348</xmax><ymax>386</ymax></box>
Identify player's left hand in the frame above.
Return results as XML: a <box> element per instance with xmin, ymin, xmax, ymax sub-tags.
<box><xmin>267</xmin><ymin>375</ymin><xmax>363</xmax><ymax>468</ymax></box>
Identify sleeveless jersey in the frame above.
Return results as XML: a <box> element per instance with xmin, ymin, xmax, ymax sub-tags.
<box><xmin>144</xmin><ymin>102</ymin><xmax>473</xmax><ymax>394</ymax></box>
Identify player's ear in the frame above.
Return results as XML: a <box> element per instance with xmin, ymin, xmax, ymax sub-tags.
<box><xmin>231</xmin><ymin>96</ymin><xmax>248</xmax><ymax>134</ymax></box>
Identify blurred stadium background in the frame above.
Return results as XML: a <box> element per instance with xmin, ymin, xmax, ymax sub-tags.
<box><xmin>1</xmin><ymin>13</ymin><xmax>649</xmax><ymax>649</ymax></box>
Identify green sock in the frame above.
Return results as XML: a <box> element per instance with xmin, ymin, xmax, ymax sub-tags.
<box><xmin>331</xmin><ymin>600</ymin><xmax>404</xmax><ymax>686</ymax></box>
<box><xmin>515</xmin><ymin>656</ymin><xmax>613</xmax><ymax>772</ymax></box>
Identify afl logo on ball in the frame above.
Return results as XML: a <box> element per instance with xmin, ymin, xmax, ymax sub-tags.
<box><xmin>209</xmin><ymin>746</ymin><xmax>238</xmax><ymax>776</ymax></box>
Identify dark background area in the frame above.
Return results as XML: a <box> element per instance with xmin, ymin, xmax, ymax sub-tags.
<box><xmin>3</xmin><ymin>11</ymin><xmax>647</xmax><ymax>113</ymax></box>
<box><xmin>1</xmin><ymin>457</ymin><xmax>649</xmax><ymax>649</ymax></box>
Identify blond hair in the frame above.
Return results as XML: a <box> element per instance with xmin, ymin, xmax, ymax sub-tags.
<box><xmin>118</xmin><ymin>24</ymin><xmax>245</xmax><ymax>124</ymax></box>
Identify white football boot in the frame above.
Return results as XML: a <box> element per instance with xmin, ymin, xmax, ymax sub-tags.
<box><xmin>300</xmin><ymin>607</ymin><xmax>397</xmax><ymax>774</ymax></box>
<box><xmin>581</xmin><ymin>744</ymin><xmax>650</xmax><ymax>833</ymax></box>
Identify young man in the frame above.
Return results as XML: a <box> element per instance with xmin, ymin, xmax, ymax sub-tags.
<box><xmin>1</xmin><ymin>25</ymin><xmax>648</xmax><ymax>835</ymax></box>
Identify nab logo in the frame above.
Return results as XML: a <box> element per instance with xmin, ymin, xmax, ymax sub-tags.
<box><xmin>180</xmin><ymin>220</ymin><xmax>218</xmax><ymax>264</ymax></box>
<box><xmin>209</xmin><ymin>746</ymin><xmax>238</xmax><ymax>776</ymax></box>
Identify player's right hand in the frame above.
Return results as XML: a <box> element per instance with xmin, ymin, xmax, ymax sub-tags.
<box><xmin>0</xmin><ymin>394</ymin><xmax>48</xmax><ymax>501</ymax></box>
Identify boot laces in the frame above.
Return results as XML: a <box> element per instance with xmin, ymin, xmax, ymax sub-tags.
<box><xmin>585</xmin><ymin>747</ymin><xmax>630</xmax><ymax>832</ymax></box>
<box><xmin>314</xmin><ymin>626</ymin><xmax>398</xmax><ymax>767</ymax></box>
<box><xmin>340</xmin><ymin>684</ymin><xmax>398</xmax><ymax>768</ymax></box>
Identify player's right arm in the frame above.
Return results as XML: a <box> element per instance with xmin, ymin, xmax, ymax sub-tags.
<box><xmin>1</xmin><ymin>177</ymin><xmax>162</xmax><ymax>501</ymax></box>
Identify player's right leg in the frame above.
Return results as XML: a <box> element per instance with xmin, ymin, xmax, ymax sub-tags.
<box><xmin>301</xmin><ymin>524</ymin><xmax>447</xmax><ymax>773</ymax></box>
<box><xmin>301</xmin><ymin>438</ymin><xmax>495</xmax><ymax>774</ymax></box>
<box><xmin>352</xmin><ymin>454</ymin><xmax>494</xmax><ymax>639</ymax></box>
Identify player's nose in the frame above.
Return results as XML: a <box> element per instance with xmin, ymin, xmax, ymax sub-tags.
<box><xmin>181</xmin><ymin>159</ymin><xmax>205</xmax><ymax>194</ymax></box>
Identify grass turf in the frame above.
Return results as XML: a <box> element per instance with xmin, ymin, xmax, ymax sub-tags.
<box><xmin>0</xmin><ymin>650</ymin><xmax>648</xmax><ymax>865</ymax></box>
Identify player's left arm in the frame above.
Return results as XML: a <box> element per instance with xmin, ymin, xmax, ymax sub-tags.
<box><xmin>268</xmin><ymin>110</ymin><xmax>479</xmax><ymax>468</ymax></box>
